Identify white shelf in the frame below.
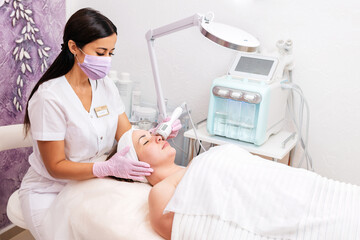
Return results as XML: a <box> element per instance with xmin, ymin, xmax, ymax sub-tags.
<box><xmin>184</xmin><ymin>122</ymin><xmax>297</xmax><ymax>160</ymax></box>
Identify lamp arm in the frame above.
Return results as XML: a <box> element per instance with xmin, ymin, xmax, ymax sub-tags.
<box><xmin>146</xmin><ymin>13</ymin><xmax>204</xmax><ymax>121</ymax></box>
<box><xmin>146</xmin><ymin>39</ymin><xmax>167</xmax><ymax>121</ymax></box>
<box><xmin>145</xmin><ymin>14</ymin><xmax>203</xmax><ymax>41</ymax></box>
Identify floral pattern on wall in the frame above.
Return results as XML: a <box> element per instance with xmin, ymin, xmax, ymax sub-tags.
<box><xmin>0</xmin><ymin>0</ymin><xmax>65</xmax><ymax>229</ymax></box>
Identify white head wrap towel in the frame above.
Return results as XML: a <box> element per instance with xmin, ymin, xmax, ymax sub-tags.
<box><xmin>117</xmin><ymin>127</ymin><xmax>138</xmax><ymax>162</ymax></box>
<box><xmin>117</xmin><ymin>127</ymin><xmax>149</xmax><ymax>183</ymax></box>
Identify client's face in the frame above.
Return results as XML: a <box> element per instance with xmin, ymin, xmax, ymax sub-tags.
<box><xmin>132</xmin><ymin>129</ymin><xmax>176</xmax><ymax>167</ymax></box>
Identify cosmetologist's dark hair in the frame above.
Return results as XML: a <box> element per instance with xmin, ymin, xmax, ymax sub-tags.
<box><xmin>24</xmin><ymin>8</ymin><xmax>117</xmax><ymax>135</ymax></box>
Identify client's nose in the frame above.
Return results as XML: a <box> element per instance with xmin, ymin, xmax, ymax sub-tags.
<box><xmin>155</xmin><ymin>135</ymin><xmax>163</xmax><ymax>143</ymax></box>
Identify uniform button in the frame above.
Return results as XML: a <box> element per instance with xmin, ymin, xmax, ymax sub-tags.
<box><xmin>100</xmin><ymin>136</ymin><xmax>103</xmax><ymax>140</ymax></box>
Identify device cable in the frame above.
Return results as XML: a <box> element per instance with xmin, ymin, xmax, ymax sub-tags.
<box><xmin>281</xmin><ymin>81</ymin><xmax>314</xmax><ymax>171</ymax></box>
<box><xmin>286</xmin><ymin>70</ymin><xmax>314</xmax><ymax>170</ymax></box>
<box><xmin>183</xmin><ymin>102</ymin><xmax>207</xmax><ymax>152</ymax></box>
<box><xmin>197</xmin><ymin>141</ymin><xmax>202</xmax><ymax>155</ymax></box>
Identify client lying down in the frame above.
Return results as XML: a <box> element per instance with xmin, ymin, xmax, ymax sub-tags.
<box><xmin>121</xmin><ymin>128</ymin><xmax>360</xmax><ymax>240</ymax></box>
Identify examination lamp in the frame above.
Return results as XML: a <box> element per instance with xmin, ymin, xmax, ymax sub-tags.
<box><xmin>145</xmin><ymin>12</ymin><xmax>260</xmax><ymax>121</ymax></box>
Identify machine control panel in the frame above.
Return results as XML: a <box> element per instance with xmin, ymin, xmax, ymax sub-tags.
<box><xmin>212</xmin><ymin>86</ymin><xmax>262</xmax><ymax>104</ymax></box>
<box><xmin>228</xmin><ymin>53</ymin><xmax>278</xmax><ymax>83</ymax></box>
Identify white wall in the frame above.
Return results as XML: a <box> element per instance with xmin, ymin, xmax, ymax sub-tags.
<box><xmin>67</xmin><ymin>0</ymin><xmax>360</xmax><ymax>185</ymax></box>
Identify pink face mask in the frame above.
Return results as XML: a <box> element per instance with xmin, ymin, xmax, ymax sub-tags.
<box><xmin>77</xmin><ymin>48</ymin><xmax>112</xmax><ymax>80</ymax></box>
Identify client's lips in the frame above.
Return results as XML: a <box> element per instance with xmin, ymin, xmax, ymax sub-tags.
<box><xmin>162</xmin><ymin>142</ymin><xmax>169</xmax><ymax>149</ymax></box>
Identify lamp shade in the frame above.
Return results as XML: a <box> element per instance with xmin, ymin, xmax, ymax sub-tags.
<box><xmin>200</xmin><ymin>21</ymin><xmax>259</xmax><ymax>52</ymax></box>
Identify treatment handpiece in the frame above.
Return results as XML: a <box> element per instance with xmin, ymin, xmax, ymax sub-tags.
<box><xmin>155</xmin><ymin>104</ymin><xmax>184</xmax><ymax>140</ymax></box>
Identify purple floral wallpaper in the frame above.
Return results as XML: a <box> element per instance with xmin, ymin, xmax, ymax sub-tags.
<box><xmin>0</xmin><ymin>0</ymin><xmax>65</xmax><ymax>230</ymax></box>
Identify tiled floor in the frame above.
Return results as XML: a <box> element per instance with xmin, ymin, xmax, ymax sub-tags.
<box><xmin>9</xmin><ymin>230</ymin><xmax>35</xmax><ymax>240</ymax></box>
<box><xmin>0</xmin><ymin>227</ymin><xmax>35</xmax><ymax>240</ymax></box>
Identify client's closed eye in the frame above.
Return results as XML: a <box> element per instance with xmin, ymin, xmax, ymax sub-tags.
<box><xmin>138</xmin><ymin>134</ymin><xmax>151</xmax><ymax>146</ymax></box>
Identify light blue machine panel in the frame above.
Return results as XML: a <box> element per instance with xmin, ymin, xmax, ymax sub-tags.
<box><xmin>207</xmin><ymin>76</ymin><xmax>288</xmax><ymax>146</ymax></box>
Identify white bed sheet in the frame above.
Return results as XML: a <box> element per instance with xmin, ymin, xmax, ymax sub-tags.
<box><xmin>42</xmin><ymin>178</ymin><xmax>163</xmax><ymax>240</ymax></box>
<box><xmin>166</xmin><ymin>144</ymin><xmax>360</xmax><ymax>240</ymax></box>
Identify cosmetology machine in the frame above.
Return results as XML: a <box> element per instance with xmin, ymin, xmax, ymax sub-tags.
<box><xmin>207</xmin><ymin>42</ymin><xmax>294</xmax><ymax>145</ymax></box>
<box><xmin>145</xmin><ymin>13</ymin><xmax>312</xmax><ymax>170</ymax></box>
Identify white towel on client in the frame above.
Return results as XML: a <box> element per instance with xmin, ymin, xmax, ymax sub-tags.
<box><xmin>165</xmin><ymin>144</ymin><xmax>360</xmax><ymax>239</ymax></box>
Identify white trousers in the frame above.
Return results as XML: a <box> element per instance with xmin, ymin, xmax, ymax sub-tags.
<box><xmin>19</xmin><ymin>167</ymin><xmax>66</xmax><ymax>240</ymax></box>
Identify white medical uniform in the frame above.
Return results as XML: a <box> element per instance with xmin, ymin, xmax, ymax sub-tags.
<box><xmin>19</xmin><ymin>75</ymin><xmax>124</xmax><ymax>240</ymax></box>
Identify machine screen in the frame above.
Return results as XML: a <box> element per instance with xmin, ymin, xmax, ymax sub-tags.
<box><xmin>235</xmin><ymin>56</ymin><xmax>274</xmax><ymax>76</ymax></box>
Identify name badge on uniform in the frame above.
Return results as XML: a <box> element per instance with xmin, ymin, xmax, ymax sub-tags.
<box><xmin>94</xmin><ymin>105</ymin><xmax>109</xmax><ymax>118</ymax></box>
